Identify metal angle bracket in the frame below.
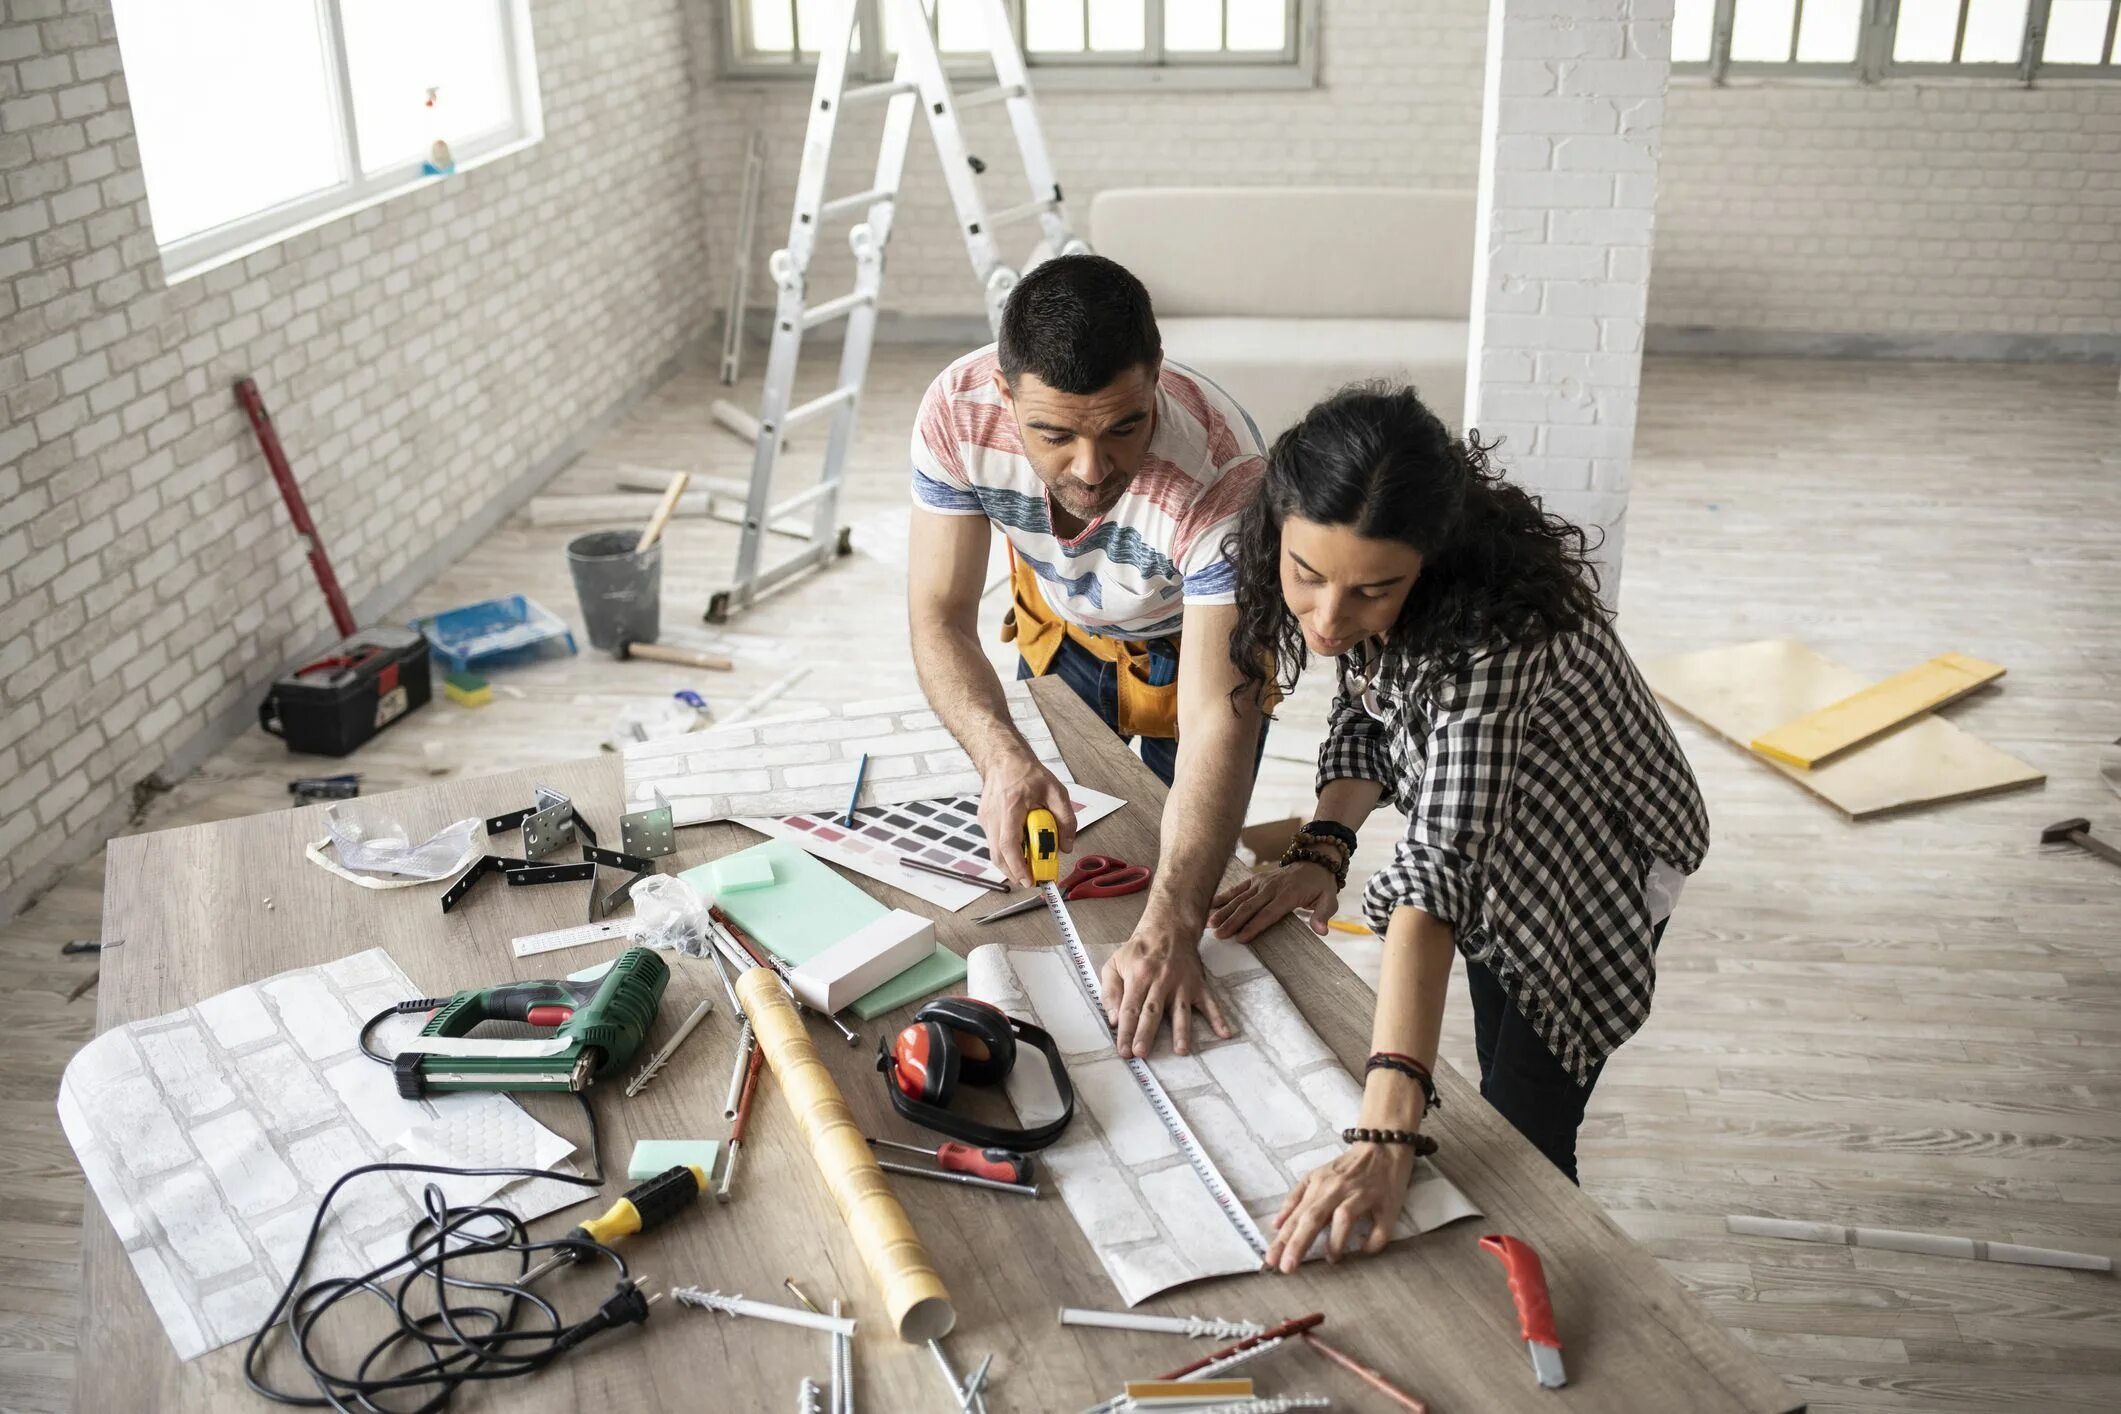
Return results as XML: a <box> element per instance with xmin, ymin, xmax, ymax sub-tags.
<box><xmin>620</xmin><ymin>790</ymin><xmax>676</xmax><ymax>859</ymax></box>
<box><xmin>505</xmin><ymin>862</ymin><xmax>597</xmax><ymax>888</ymax></box>
<box><xmin>441</xmin><ymin>855</ymin><xmax>532</xmax><ymax>913</ymax></box>
<box><xmin>522</xmin><ymin>800</ymin><xmax>578</xmax><ymax>860</ymax></box>
<box><xmin>584</xmin><ymin>844</ymin><xmax>655</xmax><ymax>874</ymax></box>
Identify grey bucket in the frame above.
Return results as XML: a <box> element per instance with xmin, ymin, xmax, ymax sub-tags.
<box><xmin>566</xmin><ymin>530</ymin><xmax>662</xmax><ymax>652</ymax></box>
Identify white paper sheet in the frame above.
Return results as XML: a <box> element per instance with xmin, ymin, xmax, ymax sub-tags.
<box><xmin>58</xmin><ymin>948</ymin><xmax>585</xmax><ymax>1360</ymax></box>
<box><xmin>967</xmin><ymin>935</ymin><xmax>1480</xmax><ymax>1304</ymax></box>
<box><xmin>741</xmin><ymin>784</ymin><xmax>1127</xmax><ymax>911</ymax></box>
<box><xmin>622</xmin><ymin>680</ymin><xmax>1067</xmax><ymax>825</ymax></box>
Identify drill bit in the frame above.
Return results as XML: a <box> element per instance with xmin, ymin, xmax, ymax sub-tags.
<box><xmin>625</xmin><ymin>998</ymin><xmax>713</xmax><ymax>1097</ymax></box>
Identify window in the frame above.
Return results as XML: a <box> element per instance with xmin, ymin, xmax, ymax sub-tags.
<box><xmin>1672</xmin><ymin>0</ymin><xmax>2118</xmax><ymax>79</ymax></box>
<box><xmin>110</xmin><ymin>0</ymin><xmax>542</xmax><ymax>280</ymax></box>
<box><xmin>725</xmin><ymin>0</ymin><xmax>1314</xmax><ymax>88</ymax></box>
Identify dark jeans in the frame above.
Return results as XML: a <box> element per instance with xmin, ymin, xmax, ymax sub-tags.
<box><xmin>1017</xmin><ymin>634</ymin><xmax>1265</xmax><ymax>787</ymax></box>
<box><xmin>1464</xmin><ymin>917</ymin><xmax>1668</xmax><ymax>1185</ymax></box>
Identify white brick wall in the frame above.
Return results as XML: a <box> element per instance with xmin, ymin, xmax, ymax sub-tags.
<box><xmin>1655</xmin><ymin>81</ymin><xmax>2121</xmax><ymax>340</ymax></box>
<box><xmin>0</xmin><ymin>0</ymin><xmax>711</xmax><ymax>917</ymax></box>
<box><xmin>1465</xmin><ymin>0</ymin><xmax>1670</xmax><ymax>599</ymax></box>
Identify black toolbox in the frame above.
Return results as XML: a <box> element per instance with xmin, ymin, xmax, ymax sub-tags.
<box><xmin>259</xmin><ymin>624</ymin><xmax>431</xmax><ymax>756</ymax></box>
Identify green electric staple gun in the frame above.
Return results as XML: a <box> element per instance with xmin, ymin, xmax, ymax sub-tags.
<box><xmin>383</xmin><ymin>946</ymin><xmax>670</xmax><ymax>1097</ymax></box>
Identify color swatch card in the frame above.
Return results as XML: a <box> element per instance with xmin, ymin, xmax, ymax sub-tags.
<box><xmin>623</xmin><ymin>681</ymin><xmax>1068</xmax><ymax>825</ymax></box>
<box><xmin>740</xmin><ymin>784</ymin><xmax>1126</xmax><ymax>911</ymax></box>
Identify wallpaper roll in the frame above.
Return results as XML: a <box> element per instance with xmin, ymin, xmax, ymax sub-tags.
<box><xmin>736</xmin><ymin>968</ymin><xmax>956</xmax><ymax>1341</ymax></box>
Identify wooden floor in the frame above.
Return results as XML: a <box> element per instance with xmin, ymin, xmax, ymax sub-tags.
<box><xmin>3</xmin><ymin>348</ymin><xmax>2116</xmax><ymax>1412</ymax></box>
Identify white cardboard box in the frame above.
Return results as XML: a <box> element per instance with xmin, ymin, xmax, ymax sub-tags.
<box><xmin>788</xmin><ymin>909</ymin><xmax>936</xmax><ymax>1014</ymax></box>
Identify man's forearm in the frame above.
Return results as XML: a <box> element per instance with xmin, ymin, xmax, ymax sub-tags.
<box><xmin>909</xmin><ymin>611</ymin><xmax>1032</xmax><ymax>772</ymax></box>
<box><xmin>1143</xmin><ymin>708</ymin><xmax>1258</xmax><ymax>934</ymax></box>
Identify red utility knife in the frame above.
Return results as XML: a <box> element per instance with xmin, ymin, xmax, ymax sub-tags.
<box><xmin>1480</xmin><ymin>1234</ymin><xmax>1566</xmax><ymax>1389</ymax></box>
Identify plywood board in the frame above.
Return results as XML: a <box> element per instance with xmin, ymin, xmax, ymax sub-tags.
<box><xmin>1645</xmin><ymin>639</ymin><xmax>2043</xmax><ymax>818</ymax></box>
<box><xmin>1750</xmin><ymin>650</ymin><xmax>2006</xmax><ymax>767</ymax></box>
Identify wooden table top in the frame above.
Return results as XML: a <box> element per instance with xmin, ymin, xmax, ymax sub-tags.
<box><xmin>78</xmin><ymin>679</ymin><xmax>1799</xmax><ymax>1412</ymax></box>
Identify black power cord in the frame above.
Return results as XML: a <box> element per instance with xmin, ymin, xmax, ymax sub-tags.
<box><xmin>243</xmin><ymin>1004</ymin><xmax>642</xmax><ymax>1412</ymax></box>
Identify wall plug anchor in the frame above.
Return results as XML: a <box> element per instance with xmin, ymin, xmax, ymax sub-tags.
<box><xmin>1060</xmin><ymin>1306</ymin><xmax>1268</xmax><ymax>1341</ymax></box>
<box><xmin>624</xmin><ymin>998</ymin><xmax>713</xmax><ymax>1097</ymax></box>
<box><xmin>1189</xmin><ymin>1397</ymin><xmax>1333</xmax><ymax>1414</ymax></box>
<box><xmin>670</xmin><ymin>1286</ymin><xmax>857</xmax><ymax>1337</ymax></box>
<box><xmin>1180</xmin><ymin>1335</ymin><xmax>1290</xmax><ymax>1382</ymax></box>
<box><xmin>797</xmin><ymin>1377</ymin><xmax>822</xmax><ymax>1414</ymax></box>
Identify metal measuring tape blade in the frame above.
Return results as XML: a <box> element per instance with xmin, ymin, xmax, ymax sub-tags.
<box><xmin>1039</xmin><ymin>884</ymin><xmax>1269</xmax><ymax>1260</ymax></box>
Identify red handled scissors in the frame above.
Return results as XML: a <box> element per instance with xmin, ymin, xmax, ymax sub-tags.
<box><xmin>975</xmin><ymin>854</ymin><xmax>1153</xmax><ymax>924</ymax></box>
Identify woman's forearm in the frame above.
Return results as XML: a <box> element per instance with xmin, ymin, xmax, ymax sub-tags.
<box><xmin>1359</xmin><ymin>907</ymin><xmax>1455</xmax><ymax>1130</ymax></box>
<box><xmin>1314</xmin><ymin>777</ymin><xmax>1386</xmax><ymax>833</ymax></box>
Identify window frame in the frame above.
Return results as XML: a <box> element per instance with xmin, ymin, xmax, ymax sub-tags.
<box><xmin>717</xmin><ymin>0</ymin><xmax>1321</xmax><ymax>92</ymax></box>
<box><xmin>147</xmin><ymin>0</ymin><xmax>545</xmax><ymax>284</ymax></box>
<box><xmin>1674</xmin><ymin>0</ymin><xmax>2119</xmax><ymax>83</ymax></box>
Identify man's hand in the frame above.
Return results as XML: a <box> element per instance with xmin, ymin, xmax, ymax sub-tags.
<box><xmin>1098</xmin><ymin>922</ymin><xmax>1230</xmax><ymax>1059</ymax></box>
<box><xmin>1264</xmin><ymin>1140</ymin><xmax>1415</xmax><ymax>1274</ymax></box>
<box><xmin>1208</xmin><ymin>861</ymin><xmax>1340</xmax><ymax>943</ymax></box>
<box><xmin>976</xmin><ymin>752</ymin><xmax>1077</xmax><ymax>887</ymax></box>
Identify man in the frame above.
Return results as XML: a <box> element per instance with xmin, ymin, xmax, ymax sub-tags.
<box><xmin>907</xmin><ymin>254</ymin><xmax>1266</xmax><ymax>1061</ymax></box>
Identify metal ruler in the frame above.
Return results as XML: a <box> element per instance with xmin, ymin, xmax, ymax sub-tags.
<box><xmin>1039</xmin><ymin>884</ymin><xmax>1269</xmax><ymax>1260</ymax></box>
<box><xmin>511</xmin><ymin>919</ymin><xmax>636</xmax><ymax>959</ymax></box>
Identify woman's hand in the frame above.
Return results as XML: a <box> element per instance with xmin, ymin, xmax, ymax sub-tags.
<box><xmin>1208</xmin><ymin>861</ymin><xmax>1340</xmax><ymax>943</ymax></box>
<box><xmin>1265</xmin><ymin>1141</ymin><xmax>1415</xmax><ymax>1273</ymax></box>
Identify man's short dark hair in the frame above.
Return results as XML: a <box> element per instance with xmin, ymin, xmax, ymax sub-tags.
<box><xmin>997</xmin><ymin>254</ymin><xmax>1161</xmax><ymax>395</ymax></box>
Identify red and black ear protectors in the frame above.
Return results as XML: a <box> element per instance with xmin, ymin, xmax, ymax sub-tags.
<box><xmin>877</xmin><ymin>997</ymin><xmax>1075</xmax><ymax>1151</ymax></box>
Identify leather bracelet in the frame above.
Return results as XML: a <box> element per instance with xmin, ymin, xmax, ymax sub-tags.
<box><xmin>1300</xmin><ymin>819</ymin><xmax>1358</xmax><ymax>852</ymax></box>
<box><xmin>1365</xmin><ymin>1053</ymin><xmax>1441</xmax><ymax>1112</ymax></box>
<box><xmin>1341</xmin><ymin>1127</ymin><xmax>1439</xmax><ymax>1157</ymax></box>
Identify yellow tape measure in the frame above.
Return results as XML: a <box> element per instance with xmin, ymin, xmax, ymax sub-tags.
<box><xmin>1024</xmin><ymin>808</ymin><xmax>1060</xmax><ymax>883</ymax></box>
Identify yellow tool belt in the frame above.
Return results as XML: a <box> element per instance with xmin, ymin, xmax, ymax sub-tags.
<box><xmin>1001</xmin><ymin>551</ymin><xmax>1181</xmax><ymax>740</ymax></box>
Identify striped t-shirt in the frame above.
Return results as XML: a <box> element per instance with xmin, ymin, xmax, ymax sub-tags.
<box><xmin>910</xmin><ymin>345</ymin><xmax>1267</xmax><ymax>641</ymax></box>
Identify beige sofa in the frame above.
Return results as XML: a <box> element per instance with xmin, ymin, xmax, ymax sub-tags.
<box><xmin>1088</xmin><ymin>186</ymin><xmax>1476</xmax><ymax>439</ymax></box>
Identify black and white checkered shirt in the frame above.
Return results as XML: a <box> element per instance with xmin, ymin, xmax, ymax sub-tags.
<box><xmin>1317</xmin><ymin>613</ymin><xmax>1709</xmax><ymax>1082</ymax></box>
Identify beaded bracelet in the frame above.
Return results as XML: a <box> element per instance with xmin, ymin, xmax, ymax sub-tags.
<box><xmin>1298</xmin><ymin>820</ymin><xmax>1358</xmax><ymax>852</ymax></box>
<box><xmin>1279</xmin><ymin>841</ymin><xmax>1349</xmax><ymax>890</ymax></box>
<box><xmin>1365</xmin><ymin>1053</ymin><xmax>1440</xmax><ymax>1113</ymax></box>
<box><xmin>1341</xmin><ymin>1127</ymin><xmax>1439</xmax><ymax>1157</ymax></box>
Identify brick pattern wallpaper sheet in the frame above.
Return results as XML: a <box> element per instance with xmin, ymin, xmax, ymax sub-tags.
<box><xmin>622</xmin><ymin>679</ymin><xmax>1068</xmax><ymax>825</ymax></box>
<box><xmin>56</xmin><ymin>948</ymin><xmax>583</xmax><ymax>1359</ymax></box>
<box><xmin>966</xmin><ymin>933</ymin><xmax>1480</xmax><ymax>1304</ymax></box>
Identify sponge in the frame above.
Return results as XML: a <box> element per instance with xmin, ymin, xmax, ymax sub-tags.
<box><xmin>627</xmin><ymin>1139</ymin><xmax>722</xmax><ymax>1183</ymax></box>
<box><xmin>711</xmin><ymin>856</ymin><xmax>776</xmax><ymax>893</ymax></box>
<box><xmin>443</xmin><ymin>671</ymin><xmax>492</xmax><ymax>707</ymax></box>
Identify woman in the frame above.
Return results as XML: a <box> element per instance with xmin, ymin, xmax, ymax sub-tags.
<box><xmin>1207</xmin><ymin>384</ymin><xmax>1707</xmax><ymax>1273</ymax></box>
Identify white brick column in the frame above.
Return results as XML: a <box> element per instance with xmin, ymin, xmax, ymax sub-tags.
<box><xmin>1463</xmin><ymin>0</ymin><xmax>1671</xmax><ymax>608</ymax></box>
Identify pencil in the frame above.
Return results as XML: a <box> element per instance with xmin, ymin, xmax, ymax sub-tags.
<box><xmin>898</xmin><ymin>854</ymin><xmax>1010</xmax><ymax>893</ymax></box>
<box><xmin>842</xmin><ymin>752</ymin><xmax>869</xmax><ymax>826</ymax></box>
<box><xmin>1302</xmin><ymin>1331</ymin><xmax>1428</xmax><ymax>1413</ymax></box>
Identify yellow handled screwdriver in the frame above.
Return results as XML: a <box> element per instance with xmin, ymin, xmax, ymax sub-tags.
<box><xmin>521</xmin><ymin>1164</ymin><xmax>709</xmax><ymax>1283</ymax></box>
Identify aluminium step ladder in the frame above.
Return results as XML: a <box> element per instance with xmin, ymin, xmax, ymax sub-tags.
<box><xmin>704</xmin><ymin>0</ymin><xmax>1089</xmax><ymax>624</ymax></box>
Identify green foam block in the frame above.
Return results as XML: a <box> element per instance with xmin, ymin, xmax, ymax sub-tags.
<box><xmin>711</xmin><ymin>856</ymin><xmax>776</xmax><ymax>893</ymax></box>
<box><xmin>628</xmin><ymin>1139</ymin><xmax>721</xmax><ymax>1183</ymax></box>
<box><xmin>681</xmin><ymin>839</ymin><xmax>964</xmax><ymax>1019</ymax></box>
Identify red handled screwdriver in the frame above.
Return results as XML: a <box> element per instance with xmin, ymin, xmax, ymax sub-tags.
<box><xmin>866</xmin><ymin>1136</ymin><xmax>1033</xmax><ymax>1185</ymax></box>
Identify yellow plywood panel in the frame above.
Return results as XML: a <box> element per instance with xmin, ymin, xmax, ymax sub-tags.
<box><xmin>1645</xmin><ymin>639</ymin><xmax>2044</xmax><ymax>819</ymax></box>
<box><xmin>1750</xmin><ymin>651</ymin><xmax>2006</xmax><ymax>768</ymax></box>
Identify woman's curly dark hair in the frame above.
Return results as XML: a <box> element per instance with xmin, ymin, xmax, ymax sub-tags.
<box><xmin>1227</xmin><ymin>382</ymin><xmax>1607</xmax><ymax>708</ymax></box>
